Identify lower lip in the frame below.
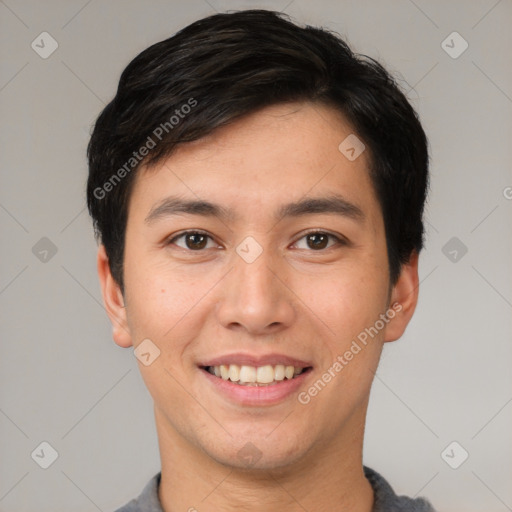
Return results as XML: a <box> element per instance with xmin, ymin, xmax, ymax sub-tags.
<box><xmin>200</xmin><ymin>368</ymin><xmax>311</xmax><ymax>406</ymax></box>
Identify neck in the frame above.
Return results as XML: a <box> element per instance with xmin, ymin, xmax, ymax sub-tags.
<box><xmin>155</xmin><ymin>406</ymin><xmax>374</xmax><ymax>512</ymax></box>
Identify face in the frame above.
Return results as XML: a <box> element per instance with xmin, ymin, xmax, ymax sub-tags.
<box><xmin>99</xmin><ymin>102</ymin><xmax>418</xmax><ymax>470</ymax></box>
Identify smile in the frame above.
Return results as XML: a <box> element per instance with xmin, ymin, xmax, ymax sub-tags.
<box><xmin>205</xmin><ymin>364</ymin><xmax>309</xmax><ymax>386</ymax></box>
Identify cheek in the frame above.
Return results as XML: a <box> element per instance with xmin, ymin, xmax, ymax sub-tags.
<box><xmin>297</xmin><ymin>261</ymin><xmax>389</xmax><ymax>338</ymax></box>
<box><xmin>123</xmin><ymin>253</ymin><xmax>220</xmax><ymax>344</ymax></box>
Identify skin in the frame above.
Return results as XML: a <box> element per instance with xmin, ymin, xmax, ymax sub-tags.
<box><xmin>98</xmin><ymin>101</ymin><xmax>419</xmax><ymax>512</ymax></box>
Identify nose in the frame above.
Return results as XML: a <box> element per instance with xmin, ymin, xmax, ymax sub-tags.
<box><xmin>215</xmin><ymin>251</ymin><xmax>296</xmax><ymax>336</ymax></box>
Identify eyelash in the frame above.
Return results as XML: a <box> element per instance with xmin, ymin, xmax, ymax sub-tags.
<box><xmin>166</xmin><ymin>229</ymin><xmax>347</xmax><ymax>251</ymax></box>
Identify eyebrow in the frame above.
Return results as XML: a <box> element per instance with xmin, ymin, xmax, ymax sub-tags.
<box><xmin>144</xmin><ymin>194</ymin><xmax>365</xmax><ymax>225</ymax></box>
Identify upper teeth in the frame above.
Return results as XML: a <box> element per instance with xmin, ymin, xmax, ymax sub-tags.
<box><xmin>209</xmin><ymin>364</ymin><xmax>304</xmax><ymax>385</ymax></box>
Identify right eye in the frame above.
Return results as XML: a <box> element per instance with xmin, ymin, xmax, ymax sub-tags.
<box><xmin>167</xmin><ymin>230</ymin><xmax>218</xmax><ymax>251</ymax></box>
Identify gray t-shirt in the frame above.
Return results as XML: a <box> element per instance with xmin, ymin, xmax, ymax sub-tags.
<box><xmin>114</xmin><ymin>466</ymin><xmax>437</xmax><ymax>511</ymax></box>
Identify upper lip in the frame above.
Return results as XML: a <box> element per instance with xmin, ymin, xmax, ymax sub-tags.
<box><xmin>200</xmin><ymin>352</ymin><xmax>313</xmax><ymax>368</ymax></box>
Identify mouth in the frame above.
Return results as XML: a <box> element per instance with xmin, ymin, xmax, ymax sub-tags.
<box><xmin>202</xmin><ymin>364</ymin><xmax>312</xmax><ymax>386</ymax></box>
<box><xmin>198</xmin><ymin>354</ymin><xmax>313</xmax><ymax>405</ymax></box>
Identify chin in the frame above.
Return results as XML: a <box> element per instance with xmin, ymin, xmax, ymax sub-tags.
<box><xmin>200</xmin><ymin>429</ymin><xmax>312</xmax><ymax>472</ymax></box>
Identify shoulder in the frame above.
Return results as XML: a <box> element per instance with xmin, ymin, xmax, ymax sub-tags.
<box><xmin>113</xmin><ymin>473</ymin><xmax>163</xmax><ymax>512</ymax></box>
<box><xmin>364</xmin><ymin>466</ymin><xmax>438</xmax><ymax>512</ymax></box>
<box><xmin>114</xmin><ymin>468</ymin><xmax>437</xmax><ymax>512</ymax></box>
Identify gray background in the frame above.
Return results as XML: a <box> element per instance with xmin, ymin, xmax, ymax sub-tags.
<box><xmin>1</xmin><ymin>1</ymin><xmax>511</xmax><ymax>511</ymax></box>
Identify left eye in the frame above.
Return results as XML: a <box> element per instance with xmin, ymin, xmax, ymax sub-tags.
<box><xmin>293</xmin><ymin>232</ymin><xmax>342</xmax><ymax>250</ymax></box>
<box><xmin>169</xmin><ymin>231</ymin><xmax>217</xmax><ymax>250</ymax></box>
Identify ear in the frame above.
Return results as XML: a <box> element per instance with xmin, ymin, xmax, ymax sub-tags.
<box><xmin>383</xmin><ymin>250</ymin><xmax>420</xmax><ymax>343</ymax></box>
<box><xmin>97</xmin><ymin>244</ymin><xmax>133</xmax><ymax>348</ymax></box>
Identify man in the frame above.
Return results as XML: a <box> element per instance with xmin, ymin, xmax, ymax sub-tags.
<box><xmin>87</xmin><ymin>9</ymin><xmax>437</xmax><ymax>512</ymax></box>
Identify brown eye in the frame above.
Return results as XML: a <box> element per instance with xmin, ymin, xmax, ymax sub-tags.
<box><xmin>306</xmin><ymin>233</ymin><xmax>329</xmax><ymax>250</ymax></box>
<box><xmin>293</xmin><ymin>231</ymin><xmax>344</xmax><ymax>251</ymax></box>
<box><xmin>169</xmin><ymin>231</ymin><xmax>215</xmax><ymax>250</ymax></box>
<box><xmin>185</xmin><ymin>233</ymin><xmax>208</xmax><ymax>250</ymax></box>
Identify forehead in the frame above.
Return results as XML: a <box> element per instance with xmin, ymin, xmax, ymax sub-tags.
<box><xmin>130</xmin><ymin>102</ymin><xmax>379</xmax><ymax>224</ymax></box>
